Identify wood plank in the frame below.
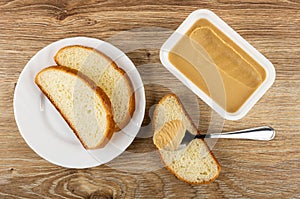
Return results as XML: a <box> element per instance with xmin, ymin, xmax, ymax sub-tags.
<box><xmin>0</xmin><ymin>0</ymin><xmax>299</xmax><ymax>198</ymax></box>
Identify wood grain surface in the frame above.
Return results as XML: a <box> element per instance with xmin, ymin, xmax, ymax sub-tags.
<box><xmin>1</xmin><ymin>0</ymin><xmax>299</xmax><ymax>198</ymax></box>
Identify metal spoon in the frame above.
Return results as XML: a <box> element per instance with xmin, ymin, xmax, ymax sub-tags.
<box><xmin>180</xmin><ymin>126</ymin><xmax>275</xmax><ymax>148</ymax></box>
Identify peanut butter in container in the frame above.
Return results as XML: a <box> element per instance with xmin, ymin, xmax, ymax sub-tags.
<box><xmin>160</xmin><ymin>9</ymin><xmax>275</xmax><ymax>120</ymax></box>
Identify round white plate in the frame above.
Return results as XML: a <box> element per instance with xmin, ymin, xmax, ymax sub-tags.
<box><xmin>14</xmin><ymin>37</ymin><xmax>145</xmax><ymax>168</ymax></box>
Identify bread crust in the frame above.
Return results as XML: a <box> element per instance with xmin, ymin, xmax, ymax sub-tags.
<box><xmin>54</xmin><ymin>45</ymin><xmax>135</xmax><ymax>131</ymax></box>
<box><xmin>152</xmin><ymin>93</ymin><xmax>221</xmax><ymax>184</ymax></box>
<box><xmin>111</xmin><ymin>67</ymin><xmax>135</xmax><ymax>131</ymax></box>
<box><xmin>35</xmin><ymin>66</ymin><xmax>115</xmax><ymax>149</ymax></box>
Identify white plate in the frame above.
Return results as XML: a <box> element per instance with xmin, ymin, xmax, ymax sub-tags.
<box><xmin>160</xmin><ymin>9</ymin><xmax>276</xmax><ymax>120</ymax></box>
<box><xmin>14</xmin><ymin>37</ymin><xmax>145</xmax><ymax>168</ymax></box>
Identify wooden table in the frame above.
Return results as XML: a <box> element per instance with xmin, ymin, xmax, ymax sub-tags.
<box><xmin>1</xmin><ymin>0</ymin><xmax>299</xmax><ymax>198</ymax></box>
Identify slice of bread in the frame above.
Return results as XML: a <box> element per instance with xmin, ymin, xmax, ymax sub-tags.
<box><xmin>35</xmin><ymin>66</ymin><xmax>115</xmax><ymax>149</ymax></box>
<box><xmin>54</xmin><ymin>45</ymin><xmax>135</xmax><ymax>131</ymax></box>
<box><xmin>153</xmin><ymin>94</ymin><xmax>221</xmax><ymax>184</ymax></box>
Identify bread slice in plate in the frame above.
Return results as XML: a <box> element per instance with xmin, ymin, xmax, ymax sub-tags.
<box><xmin>153</xmin><ymin>94</ymin><xmax>221</xmax><ymax>184</ymax></box>
<box><xmin>35</xmin><ymin>66</ymin><xmax>115</xmax><ymax>149</ymax></box>
<box><xmin>54</xmin><ymin>45</ymin><xmax>135</xmax><ymax>131</ymax></box>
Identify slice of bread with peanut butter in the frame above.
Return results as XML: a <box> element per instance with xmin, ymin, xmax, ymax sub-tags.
<box><xmin>152</xmin><ymin>94</ymin><xmax>221</xmax><ymax>184</ymax></box>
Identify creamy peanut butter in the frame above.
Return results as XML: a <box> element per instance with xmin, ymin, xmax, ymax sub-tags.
<box><xmin>169</xmin><ymin>19</ymin><xmax>266</xmax><ymax>113</ymax></box>
<box><xmin>153</xmin><ymin>120</ymin><xmax>186</xmax><ymax>151</ymax></box>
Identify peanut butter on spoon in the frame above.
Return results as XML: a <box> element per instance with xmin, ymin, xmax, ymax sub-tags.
<box><xmin>153</xmin><ymin>120</ymin><xmax>186</xmax><ymax>151</ymax></box>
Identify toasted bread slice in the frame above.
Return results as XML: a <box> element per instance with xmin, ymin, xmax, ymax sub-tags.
<box><xmin>153</xmin><ymin>94</ymin><xmax>221</xmax><ymax>184</ymax></box>
<box><xmin>54</xmin><ymin>45</ymin><xmax>135</xmax><ymax>131</ymax></box>
<box><xmin>35</xmin><ymin>66</ymin><xmax>114</xmax><ymax>149</ymax></box>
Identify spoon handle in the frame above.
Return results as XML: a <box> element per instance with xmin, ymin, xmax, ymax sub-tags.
<box><xmin>198</xmin><ymin>126</ymin><xmax>275</xmax><ymax>140</ymax></box>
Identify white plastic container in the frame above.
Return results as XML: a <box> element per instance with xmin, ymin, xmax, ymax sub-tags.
<box><xmin>160</xmin><ymin>9</ymin><xmax>275</xmax><ymax>120</ymax></box>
